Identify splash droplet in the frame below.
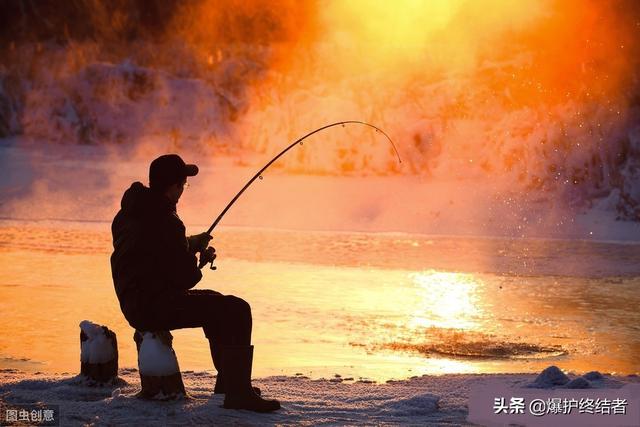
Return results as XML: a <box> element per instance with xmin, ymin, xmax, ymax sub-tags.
<box><xmin>259</xmin><ymin>175</ymin><xmax>263</xmax><ymax>180</ymax></box>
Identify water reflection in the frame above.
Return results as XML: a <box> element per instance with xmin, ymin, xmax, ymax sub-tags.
<box><xmin>1</xmin><ymin>224</ymin><xmax>639</xmax><ymax>381</ymax></box>
<box><xmin>409</xmin><ymin>271</ymin><xmax>482</xmax><ymax>330</ymax></box>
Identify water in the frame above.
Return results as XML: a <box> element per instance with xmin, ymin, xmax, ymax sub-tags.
<box><xmin>1</xmin><ymin>220</ymin><xmax>639</xmax><ymax>381</ymax></box>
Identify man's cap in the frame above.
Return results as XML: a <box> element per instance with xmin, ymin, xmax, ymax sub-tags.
<box><xmin>149</xmin><ymin>154</ymin><xmax>198</xmax><ymax>189</ymax></box>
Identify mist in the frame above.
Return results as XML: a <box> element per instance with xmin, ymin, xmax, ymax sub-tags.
<box><xmin>1</xmin><ymin>0</ymin><xmax>639</xmax><ymax>235</ymax></box>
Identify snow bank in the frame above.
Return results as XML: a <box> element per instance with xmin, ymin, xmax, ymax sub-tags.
<box><xmin>2</xmin><ymin>38</ymin><xmax>640</xmax><ymax>221</ymax></box>
<box><xmin>1</xmin><ymin>366</ymin><xmax>637</xmax><ymax>426</ymax></box>
<box><xmin>0</xmin><ymin>369</ymin><xmax>445</xmax><ymax>425</ymax></box>
<box><xmin>18</xmin><ymin>61</ymin><xmax>233</xmax><ymax>148</ymax></box>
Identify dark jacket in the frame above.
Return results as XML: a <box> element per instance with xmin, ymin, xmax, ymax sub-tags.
<box><xmin>110</xmin><ymin>182</ymin><xmax>202</xmax><ymax>329</ymax></box>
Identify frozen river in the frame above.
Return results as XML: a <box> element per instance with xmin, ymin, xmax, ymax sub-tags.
<box><xmin>1</xmin><ymin>222</ymin><xmax>638</xmax><ymax>381</ymax></box>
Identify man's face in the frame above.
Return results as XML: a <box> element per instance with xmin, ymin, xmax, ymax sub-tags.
<box><xmin>165</xmin><ymin>178</ymin><xmax>187</xmax><ymax>204</ymax></box>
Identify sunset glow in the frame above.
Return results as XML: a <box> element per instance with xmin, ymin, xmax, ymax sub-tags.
<box><xmin>214</xmin><ymin>0</ymin><xmax>639</xmax><ymax>206</ymax></box>
<box><xmin>321</xmin><ymin>0</ymin><xmax>547</xmax><ymax>71</ymax></box>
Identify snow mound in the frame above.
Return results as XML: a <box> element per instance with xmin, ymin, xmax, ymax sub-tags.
<box><xmin>525</xmin><ymin>366</ymin><xmax>623</xmax><ymax>390</ymax></box>
<box><xmin>584</xmin><ymin>371</ymin><xmax>604</xmax><ymax>381</ymax></box>
<box><xmin>565</xmin><ymin>377</ymin><xmax>591</xmax><ymax>389</ymax></box>
<box><xmin>528</xmin><ymin>365</ymin><xmax>569</xmax><ymax>388</ymax></box>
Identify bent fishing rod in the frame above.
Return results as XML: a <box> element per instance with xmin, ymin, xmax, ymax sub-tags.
<box><xmin>198</xmin><ymin>120</ymin><xmax>402</xmax><ymax>270</ymax></box>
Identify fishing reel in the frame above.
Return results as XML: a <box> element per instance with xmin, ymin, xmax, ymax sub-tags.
<box><xmin>197</xmin><ymin>249</ymin><xmax>217</xmax><ymax>270</ymax></box>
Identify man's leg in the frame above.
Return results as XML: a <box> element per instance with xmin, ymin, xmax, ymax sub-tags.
<box><xmin>150</xmin><ymin>289</ymin><xmax>251</xmax><ymax>342</ymax></box>
<box><xmin>148</xmin><ymin>289</ymin><xmax>251</xmax><ymax>385</ymax></box>
<box><xmin>147</xmin><ymin>290</ymin><xmax>278</xmax><ymax>411</ymax></box>
<box><xmin>163</xmin><ymin>290</ymin><xmax>256</xmax><ymax>394</ymax></box>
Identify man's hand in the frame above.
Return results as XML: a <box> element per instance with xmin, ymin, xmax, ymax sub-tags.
<box><xmin>199</xmin><ymin>246</ymin><xmax>216</xmax><ymax>267</ymax></box>
<box><xmin>188</xmin><ymin>233</ymin><xmax>212</xmax><ymax>254</ymax></box>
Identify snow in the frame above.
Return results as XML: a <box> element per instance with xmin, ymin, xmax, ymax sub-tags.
<box><xmin>526</xmin><ymin>366</ymin><xmax>622</xmax><ymax>390</ymax></box>
<box><xmin>0</xmin><ymin>366</ymin><xmax>637</xmax><ymax>425</ymax></box>
<box><xmin>565</xmin><ymin>377</ymin><xmax>591</xmax><ymax>389</ymax></box>
<box><xmin>1</xmin><ymin>37</ymin><xmax>639</xmax><ymax>222</ymax></box>
<box><xmin>584</xmin><ymin>371</ymin><xmax>605</xmax><ymax>381</ymax></box>
<box><xmin>137</xmin><ymin>333</ymin><xmax>180</xmax><ymax>377</ymax></box>
<box><xmin>528</xmin><ymin>365</ymin><xmax>570</xmax><ymax>388</ymax></box>
<box><xmin>79</xmin><ymin>321</ymin><xmax>115</xmax><ymax>365</ymax></box>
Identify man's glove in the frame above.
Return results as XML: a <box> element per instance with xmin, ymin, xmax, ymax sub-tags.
<box><xmin>187</xmin><ymin>233</ymin><xmax>212</xmax><ymax>254</ymax></box>
<box><xmin>199</xmin><ymin>246</ymin><xmax>217</xmax><ymax>266</ymax></box>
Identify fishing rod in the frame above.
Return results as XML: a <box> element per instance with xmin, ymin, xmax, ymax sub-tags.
<box><xmin>198</xmin><ymin>120</ymin><xmax>402</xmax><ymax>270</ymax></box>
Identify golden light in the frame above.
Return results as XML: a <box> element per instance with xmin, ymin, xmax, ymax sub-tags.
<box><xmin>319</xmin><ymin>0</ymin><xmax>549</xmax><ymax>73</ymax></box>
<box><xmin>323</xmin><ymin>0</ymin><xmax>457</xmax><ymax>63</ymax></box>
<box><xmin>408</xmin><ymin>271</ymin><xmax>482</xmax><ymax>330</ymax></box>
<box><xmin>235</xmin><ymin>0</ymin><xmax>639</xmax><ymax>217</ymax></box>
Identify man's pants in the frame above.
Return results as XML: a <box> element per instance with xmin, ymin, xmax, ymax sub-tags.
<box><xmin>147</xmin><ymin>289</ymin><xmax>252</xmax><ymax>346</ymax></box>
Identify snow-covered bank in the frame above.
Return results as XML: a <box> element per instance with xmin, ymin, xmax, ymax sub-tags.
<box><xmin>2</xmin><ymin>5</ymin><xmax>640</xmax><ymax>222</ymax></box>
<box><xmin>0</xmin><ymin>367</ymin><xmax>638</xmax><ymax>426</ymax></box>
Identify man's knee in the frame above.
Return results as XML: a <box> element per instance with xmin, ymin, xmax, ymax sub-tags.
<box><xmin>225</xmin><ymin>295</ymin><xmax>252</xmax><ymax>320</ymax></box>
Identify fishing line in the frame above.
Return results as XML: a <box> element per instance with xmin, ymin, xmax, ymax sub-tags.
<box><xmin>199</xmin><ymin>120</ymin><xmax>401</xmax><ymax>270</ymax></box>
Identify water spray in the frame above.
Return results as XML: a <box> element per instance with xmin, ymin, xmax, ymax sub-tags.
<box><xmin>198</xmin><ymin>120</ymin><xmax>401</xmax><ymax>270</ymax></box>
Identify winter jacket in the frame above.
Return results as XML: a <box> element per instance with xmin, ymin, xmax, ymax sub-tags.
<box><xmin>110</xmin><ymin>182</ymin><xmax>202</xmax><ymax>329</ymax></box>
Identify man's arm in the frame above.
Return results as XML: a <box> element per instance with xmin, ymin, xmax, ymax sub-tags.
<box><xmin>161</xmin><ymin>218</ymin><xmax>203</xmax><ymax>290</ymax></box>
<box><xmin>187</xmin><ymin>232</ymin><xmax>212</xmax><ymax>255</ymax></box>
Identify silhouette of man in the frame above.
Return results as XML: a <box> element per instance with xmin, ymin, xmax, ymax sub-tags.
<box><xmin>110</xmin><ymin>154</ymin><xmax>280</xmax><ymax>412</ymax></box>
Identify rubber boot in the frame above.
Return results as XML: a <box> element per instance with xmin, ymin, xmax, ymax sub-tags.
<box><xmin>221</xmin><ymin>345</ymin><xmax>280</xmax><ymax>412</ymax></box>
<box><xmin>210</xmin><ymin>342</ymin><xmax>225</xmax><ymax>393</ymax></box>
<box><xmin>209</xmin><ymin>341</ymin><xmax>261</xmax><ymax>395</ymax></box>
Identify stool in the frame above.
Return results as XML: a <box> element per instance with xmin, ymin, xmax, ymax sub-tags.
<box><xmin>134</xmin><ymin>330</ymin><xmax>186</xmax><ymax>400</ymax></box>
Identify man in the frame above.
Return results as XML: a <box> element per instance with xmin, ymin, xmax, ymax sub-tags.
<box><xmin>110</xmin><ymin>154</ymin><xmax>280</xmax><ymax>412</ymax></box>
